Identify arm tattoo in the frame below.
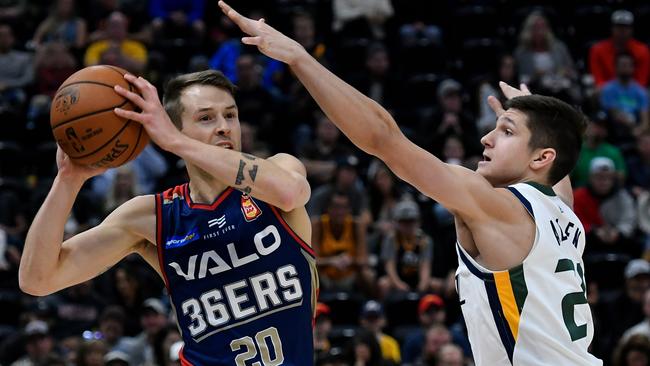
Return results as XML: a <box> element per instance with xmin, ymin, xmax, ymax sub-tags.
<box><xmin>236</xmin><ymin>160</ymin><xmax>246</xmax><ymax>185</ymax></box>
<box><xmin>242</xmin><ymin>153</ymin><xmax>257</xmax><ymax>161</ymax></box>
<box><xmin>248</xmin><ymin>165</ymin><xmax>258</xmax><ymax>182</ymax></box>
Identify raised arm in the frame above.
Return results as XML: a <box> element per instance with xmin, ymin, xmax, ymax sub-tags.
<box><xmin>113</xmin><ymin>75</ymin><xmax>310</xmax><ymax>212</ymax></box>
<box><xmin>19</xmin><ymin>149</ymin><xmax>156</xmax><ymax>296</ymax></box>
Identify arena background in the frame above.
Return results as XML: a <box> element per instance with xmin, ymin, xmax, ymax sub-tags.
<box><xmin>0</xmin><ymin>0</ymin><xmax>649</xmax><ymax>365</ymax></box>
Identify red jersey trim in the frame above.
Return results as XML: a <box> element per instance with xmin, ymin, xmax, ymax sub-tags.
<box><xmin>155</xmin><ymin>194</ymin><xmax>172</xmax><ymax>292</ymax></box>
<box><xmin>179</xmin><ymin>346</ymin><xmax>194</xmax><ymax>366</ymax></box>
<box><xmin>184</xmin><ymin>183</ymin><xmax>234</xmax><ymax>211</ymax></box>
<box><xmin>269</xmin><ymin>206</ymin><xmax>316</xmax><ymax>258</ymax></box>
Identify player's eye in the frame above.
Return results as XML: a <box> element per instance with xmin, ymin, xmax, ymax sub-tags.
<box><xmin>225</xmin><ymin>113</ymin><xmax>236</xmax><ymax>119</ymax></box>
<box><xmin>505</xmin><ymin>129</ymin><xmax>513</xmax><ymax>136</ymax></box>
<box><xmin>199</xmin><ymin>115</ymin><xmax>211</xmax><ymax>121</ymax></box>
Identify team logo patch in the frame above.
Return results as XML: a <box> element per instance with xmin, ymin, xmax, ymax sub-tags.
<box><xmin>241</xmin><ymin>194</ymin><xmax>262</xmax><ymax>222</ymax></box>
<box><xmin>165</xmin><ymin>228</ymin><xmax>200</xmax><ymax>248</ymax></box>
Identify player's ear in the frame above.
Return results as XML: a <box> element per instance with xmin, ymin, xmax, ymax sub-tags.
<box><xmin>530</xmin><ymin>148</ymin><xmax>556</xmax><ymax>171</ymax></box>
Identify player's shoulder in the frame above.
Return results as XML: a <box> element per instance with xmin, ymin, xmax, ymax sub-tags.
<box><xmin>106</xmin><ymin>195</ymin><xmax>155</xmax><ymax>222</ymax></box>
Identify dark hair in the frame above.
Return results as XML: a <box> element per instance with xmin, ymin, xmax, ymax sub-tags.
<box><xmin>163</xmin><ymin>70</ymin><xmax>237</xmax><ymax>129</ymax></box>
<box><xmin>613</xmin><ymin>334</ymin><xmax>650</xmax><ymax>366</ymax></box>
<box><xmin>99</xmin><ymin>305</ymin><xmax>126</xmax><ymax>325</ymax></box>
<box><xmin>505</xmin><ymin>95</ymin><xmax>586</xmax><ymax>185</ymax></box>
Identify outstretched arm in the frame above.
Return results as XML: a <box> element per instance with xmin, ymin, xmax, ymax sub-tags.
<box><xmin>19</xmin><ymin>149</ymin><xmax>155</xmax><ymax>296</ymax></box>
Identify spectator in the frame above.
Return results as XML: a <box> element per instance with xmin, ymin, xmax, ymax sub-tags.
<box><xmin>590</xmin><ymin>10</ymin><xmax>650</xmax><ymax>88</ymax></box>
<box><xmin>118</xmin><ymin>298</ymin><xmax>168</xmax><ymax>366</ymax></box>
<box><xmin>476</xmin><ymin>54</ymin><xmax>519</xmax><ymax>135</ymax></box>
<box><xmin>104</xmin><ymin>166</ymin><xmax>141</xmax><ymax>214</ymax></box>
<box><xmin>314</xmin><ymin>302</ymin><xmax>333</xmax><ymax>360</ymax></box>
<box><xmin>84</xmin><ymin>11</ymin><xmax>147</xmax><ymax>74</ymax></box>
<box><xmin>344</xmin><ymin>329</ymin><xmax>390</xmax><ymax>366</ymax></box>
<box><xmin>11</xmin><ymin>320</ymin><xmax>54</xmax><ymax>366</ymax></box>
<box><xmin>0</xmin><ymin>23</ymin><xmax>33</xmax><ymax>112</ymax></box>
<box><xmin>0</xmin><ymin>189</ymin><xmax>27</xmax><ymax>244</ymax></box>
<box><xmin>415</xmin><ymin>325</ymin><xmax>452</xmax><ymax>366</ymax></box>
<box><xmin>514</xmin><ymin>11</ymin><xmax>577</xmax><ymax>98</ymax></box>
<box><xmin>628</xmin><ymin>131</ymin><xmax>650</xmax><ymax>192</ymax></box>
<box><xmin>240</xmin><ymin>121</ymin><xmax>270</xmax><ymax>158</ymax></box>
<box><xmin>605</xmin><ymin>259</ymin><xmax>650</xmax><ymax>355</ymax></box>
<box><xmin>332</xmin><ymin>0</ymin><xmax>394</xmax><ymax>40</ymax></box>
<box><xmin>49</xmin><ymin>280</ymin><xmax>105</xmax><ymax>339</ymax></box>
<box><xmin>572</xmin><ymin>111</ymin><xmax>626</xmax><ymax>188</ymax></box>
<box><xmin>600</xmin><ymin>52</ymin><xmax>650</xmax><ymax>141</ymax></box>
<box><xmin>622</xmin><ymin>289</ymin><xmax>650</xmax><ymax>342</ymax></box>
<box><xmin>435</xmin><ymin>343</ymin><xmax>465</xmax><ymax>366</ymax></box>
<box><xmin>613</xmin><ymin>334</ymin><xmax>650</xmax><ymax>366</ymax></box>
<box><xmin>32</xmin><ymin>0</ymin><xmax>87</xmax><ymax>50</ymax></box>
<box><xmin>234</xmin><ymin>54</ymin><xmax>277</xmax><ymax>138</ymax></box>
<box><xmin>112</xmin><ymin>265</ymin><xmax>146</xmax><ymax>336</ymax></box>
<box><xmin>308</xmin><ymin>155</ymin><xmax>371</xmax><ymax>224</ymax></box>
<box><xmin>76</xmin><ymin>339</ymin><xmax>107</xmax><ymax>366</ymax></box>
<box><xmin>417</xmin><ymin>79</ymin><xmax>479</xmax><ymax>157</ymax></box>
<box><xmin>299</xmin><ymin>113</ymin><xmax>352</xmax><ymax>188</ymax></box>
<box><xmin>103</xmin><ymin>350</ymin><xmax>130</xmax><ymax>366</ymax></box>
<box><xmin>367</xmin><ymin>159</ymin><xmax>404</xmax><ymax>234</ymax></box>
<box><xmin>97</xmin><ymin>306</ymin><xmax>128</xmax><ymax>351</ymax></box>
<box><xmin>359</xmin><ymin>300</ymin><xmax>401</xmax><ymax>364</ymax></box>
<box><xmin>574</xmin><ymin>157</ymin><xmax>638</xmax><ymax>256</ymax></box>
<box><xmin>312</xmin><ymin>190</ymin><xmax>373</xmax><ymax>294</ymax></box>
<box><xmin>379</xmin><ymin>200</ymin><xmax>437</xmax><ymax>298</ymax></box>
<box><xmin>149</xmin><ymin>0</ymin><xmax>205</xmax><ymax>39</ymax></box>
<box><xmin>350</xmin><ymin>43</ymin><xmax>400</xmax><ymax>111</ymax></box>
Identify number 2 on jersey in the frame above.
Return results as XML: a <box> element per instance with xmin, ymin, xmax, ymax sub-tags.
<box><xmin>230</xmin><ymin>327</ymin><xmax>284</xmax><ymax>366</ymax></box>
<box><xmin>555</xmin><ymin>258</ymin><xmax>588</xmax><ymax>341</ymax></box>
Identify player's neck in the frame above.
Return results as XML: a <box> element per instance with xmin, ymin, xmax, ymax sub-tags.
<box><xmin>187</xmin><ymin>167</ymin><xmax>230</xmax><ymax>205</ymax></box>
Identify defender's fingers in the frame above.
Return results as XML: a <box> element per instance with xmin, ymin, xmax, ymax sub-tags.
<box><xmin>487</xmin><ymin>95</ymin><xmax>505</xmax><ymax>117</ymax></box>
<box><xmin>218</xmin><ymin>1</ymin><xmax>255</xmax><ymax>35</ymax></box>
<box><xmin>520</xmin><ymin>83</ymin><xmax>532</xmax><ymax>95</ymax></box>
<box><xmin>242</xmin><ymin>36</ymin><xmax>262</xmax><ymax>46</ymax></box>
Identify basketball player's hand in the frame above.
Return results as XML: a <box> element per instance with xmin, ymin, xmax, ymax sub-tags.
<box><xmin>113</xmin><ymin>74</ymin><xmax>183</xmax><ymax>152</ymax></box>
<box><xmin>487</xmin><ymin>82</ymin><xmax>532</xmax><ymax>118</ymax></box>
<box><xmin>218</xmin><ymin>1</ymin><xmax>307</xmax><ymax>65</ymax></box>
<box><xmin>55</xmin><ymin>146</ymin><xmax>107</xmax><ymax>182</ymax></box>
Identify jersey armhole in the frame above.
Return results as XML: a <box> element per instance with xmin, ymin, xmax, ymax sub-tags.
<box><xmin>155</xmin><ymin>193</ymin><xmax>172</xmax><ymax>292</ymax></box>
<box><xmin>269</xmin><ymin>206</ymin><xmax>316</xmax><ymax>258</ymax></box>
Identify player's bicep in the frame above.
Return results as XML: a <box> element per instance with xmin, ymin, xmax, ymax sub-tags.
<box><xmin>54</xmin><ymin>196</ymin><xmax>154</xmax><ymax>289</ymax></box>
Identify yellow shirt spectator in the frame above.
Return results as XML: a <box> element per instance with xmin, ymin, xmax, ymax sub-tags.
<box><xmin>84</xmin><ymin>40</ymin><xmax>147</xmax><ymax>67</ymax></box>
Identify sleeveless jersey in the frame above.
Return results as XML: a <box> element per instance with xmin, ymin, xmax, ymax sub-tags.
<box><xmin>455</xmin><ymin>183</ymin><xmax>602</xmax><ymax>366</ymax></box>
<box><xmin>155</xmin><ymin>184</ymin><xmax>318</xmax><ymax>366</ymax></box>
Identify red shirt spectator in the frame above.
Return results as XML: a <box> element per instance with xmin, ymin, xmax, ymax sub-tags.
<box><xmin>589</xmin><ymin>10</ymin><xmax>650</xmax><ymax>87</ymax></box>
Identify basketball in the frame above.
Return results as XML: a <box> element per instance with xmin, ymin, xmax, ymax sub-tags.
<box><xmin>50</xmin><ymin>65</ymin><xmax>149</xmax><ymax>168</ymax></box>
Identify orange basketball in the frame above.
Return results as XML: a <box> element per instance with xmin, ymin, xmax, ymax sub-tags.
<box><xmin>50</xmin><ymin>65</ymin><xmax>149</xmax><ymax>168</ymax></box>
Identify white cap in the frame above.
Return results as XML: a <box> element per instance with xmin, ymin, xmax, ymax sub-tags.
<box><xmin>169</xmin><ymin>341</ymin><xmax>184</xmax><ymax>361</ymax></box>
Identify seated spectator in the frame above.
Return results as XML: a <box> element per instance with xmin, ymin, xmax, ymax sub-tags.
<box><xmin>314</xmin><ymin>303</ymin><xmax>333</xmax><ymax>361</ymax></box>
<box><xmin>84</xmin><ymin>11</ymin><xmax>147</xmax><ymax>74</ymax></box>
<box><xmin>76</xmin><ymin>339</ymin><xmax>107</xmax><ymax>366</ymax></box>
<box><xmin>622</xmin><ymin>288</ymin><xmax>650</xmax><ymax>342</ymax></box>
<box><xmin>332</xmin><ymin>0</ymin><xmax>394</xmax><ymax>40</ymax></box>
<box><xmin>0</xmin><ymin>23</ymin><xmax>32</xmax><ymax>113</ymax></box>
<box><xmin>601</xmin><ymin>52</ymin><xmax>650</xmax><ymax>142</ymax></box>
<box><xmin>32</xmin><ymin>0</ymin><xmax>87</xmax><ymax>50</ymax></box>
<box><xmin>590</xmin><ymin>10</ymin><xmax>650</xmax><ymax>88</ymax></box>
<box><xmin>612</xmin><ymin>334</ymin><xmax>650</xmax><ymax>366</ymax></box>
<box><xmin>514</xmin><ymin>11</ymin><xmax>577</xmax><ymax>100</ymax></box>
<box><xmin>234</xmin><ymin>54</ymin><xmax>277</xmax><ymax>139</ymax></box>
<box><xmin>627</xmin><ymin>130</ymin><xmax>650</xmax><ymax>192</ymax></box>
<box><xmin>299</xmin><ymin>113</ymin><xmax>352</xmax><ymax>188</ymax></box>
<box><xmin>11</xmin><ymin>320</ymin><xmax>54</xmax><ymax>366</ymax></box>
<box><xmin>349</xmin><ymin>43</ymin><xmax>400</xmax><ymax>111</ymax></box>
<box><xmin>379</xmin><ymin>200</ymin><xmax>437</xmax><ymax>298</ymax></box>
<box><xmin>312</xmin><ymin>191</ymin><xmax>373</xmax><ymax>294</ymax></box>
<box><xmin>572</xmin><ymin>111</ymin><xmax>626</xmax><ymax>188</ymax></box>
<box><xmin>604</xmin><ymin>259</ymin><xmax>650</xmax><ymax>355</ymax></box>
<box><xmin>96</xmin><ymin>306</ymin><xmax>128</xmax><ymax>352</ymax></box>
<box><xmin>308</xmin><ymin>155</ymin><xmax>371</xmax><ymax>224</ymax></box>
<box><xmin>240</xmin><ymin>121</ymin><xmax>271</xmax><ymax>158</ymax></box>
<box><xmin>415</xmin><ymin>325</ymin><xmax>452</xmax><ymax>366</ymax></box>
<box><xmin>344</xmin><ymin>329</ymin><xmax>390</xmax><ymax>366</ymax></box>
<box><xmin>359</xmin><ymin>300</ymin><xmax>401</xmax><ymax>365</ymax></box>
<box><xmin>436</xmin><ymin>343</ymin><xmax>465</xmax><ymax>366</ymax></box>
<box><xmin>117</xmin><ymin>298</ymin><xmax>169</xmax><ymax>366</ymax></box>
<box><xmin>104</xmin><ymin>166</ymin><xmax>141</xmax><ymax>214</ymax></box>
<box><xmin>476</xmin><ymin>54</ymin><xmax>519</xmax><ymax>135</ymax></box>
<box><xmin>574</xmin><ymin>157</ymin><xmax>638</xmax><ymax>256</ymax></box>
<box><xmin>149</xmin><ymin>0</ymin><xmax>205</xmax><ymax>40</ymax></box>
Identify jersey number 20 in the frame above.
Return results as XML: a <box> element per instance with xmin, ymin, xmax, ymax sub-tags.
<box><xmin>230</xmin><ymin>327</ymin><xmax>284</xmax><ymax>366</ymax></box>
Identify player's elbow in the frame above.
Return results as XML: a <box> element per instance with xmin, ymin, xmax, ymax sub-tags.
<box><xmin>276</xmin><ymin>178</ymin><xmax>310</xmax><ymax>212</ymax></box>
<box><xmin>366</xmin><ymin>114</ymin><xmax>402</xmax><ymax>158</ymax></box>
<box><xmin>19</xmin><ymin>269</ymin><xmax>55</xmax><ymax>296</ymax></box>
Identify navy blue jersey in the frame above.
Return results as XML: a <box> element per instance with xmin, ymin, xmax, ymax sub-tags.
<box><xmin>155</xmin><ymin>184</ymin><xmax>318</xmax><ymax>366</ymax></box>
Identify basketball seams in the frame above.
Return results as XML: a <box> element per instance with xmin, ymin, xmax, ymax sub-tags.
<box><xmin>59</xmin><ymin>116</ymin><xmax>133</xmax><ymax>159</ymax></box>
<box><xmin>51</xmin><ymin>99</ymin><xmax>131</xmax><ymax>130</ymax></box>
<box><xmin>57</xmin><ymin>80</ymin><xmax>122</xmax><ymax>92</ymax></box>
<box><xmin>119</xmin><ymin>123</ymin><xmax>145</xmax><ymax>165</ymax></box>
<box><xmin>101</xmin><ymin>65</ymin><xmax>128</xmax><ymax>78</ymax></box>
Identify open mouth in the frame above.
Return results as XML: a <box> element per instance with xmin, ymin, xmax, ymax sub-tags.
<box><xmin>483</xmin><ymin>155</ymin><xmax>491</xmax><ymax>162</ymax></box>
<box><xmin>215</xmin><ymin>141</ymin><xmax>234</xmax><ymax>149</ymax></box>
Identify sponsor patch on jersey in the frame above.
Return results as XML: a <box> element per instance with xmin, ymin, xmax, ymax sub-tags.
<box><xmin>241</xmin><ymin>194</ymin><xmax>262</xmax><ymax>222</ymax></box>
<box><xmin>165</xmin><ymin>228</ymin><xmax>200</xmax><ymax>248</ymax></box>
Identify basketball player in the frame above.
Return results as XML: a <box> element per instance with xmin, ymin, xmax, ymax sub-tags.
<box><xmin>19</xmin><ymin>69</ymin><xmax>318</xmax><ymax>365</ymax></box>
<box><xmin>219</xmin><ymin>1</ymin><xmax>602</xmax><ymax>364</ymax></box>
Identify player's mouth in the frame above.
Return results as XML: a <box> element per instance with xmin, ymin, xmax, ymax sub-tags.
<box><xmin>215</xmin><ymin>141</ymin><xmax>234</xmax><ymax>149</ymax></box>
<box><xmin>482</xmin><ymin>154</ymin><xmax>491</xmax><ymax>162</ymax></box>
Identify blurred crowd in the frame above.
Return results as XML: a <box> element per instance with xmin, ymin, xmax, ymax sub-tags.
<box><xmin>2</xmin><ymin>0</ymin><xmax>650</xmax><ymax>365</ymax></box>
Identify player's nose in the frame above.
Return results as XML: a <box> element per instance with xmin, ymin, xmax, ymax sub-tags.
<box><xmin>480</xmin><ymin>131</ymin><xmax>493</xmax><ymax>147</ymax></box>
<box><xmin>214</xmin><ymin>116</ymin><xmax>231</xmax><ymax>136</ymax></box>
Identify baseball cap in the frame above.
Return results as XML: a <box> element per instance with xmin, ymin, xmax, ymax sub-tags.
<box><xmin>392</xmin><ymin>200</ymin><xmax>420</xmax><ymax>221</ymax></box>
<box><xmin>336</xmin><ymin>155</ymin><xmax>360</xmax><ymax>169</ymax></box>
<box><xmin>418</xmin><ymin>294</ymin><xmax>445</xmax><ymax>315</ymax></box>
<box><xmin>169</xmin><ymin>341</ymin><xmax>184</xmax><ymax>361</ymax></box>
<box><xmin>612</xmin><ymin>9</ymin><xmax>634</xmax><ymax>25</ymax></box>
<box><xmin>24</xmin><ymin>320</ymin><xmax>49</xmax><ymax>337</ymax></box>
<box><xmin>361</xmin><ymin>300</ymin><xmax>384</xmax><ymax>319</ymax></box>
<box><xmin>589</xmin><ymin>157</ymin><xmax>615</xmax><ymax>174</ymax></box>
<box><xmin>104</xmin><ymin>350</ymin><xmax>130</xmax><ymax>366</ymax></box>
<box><xmin>142</xmin><ymin>298</ymin><xmax>166</xmax><ymax>315</ymax></box>
<box><xmin>625</xmin><ymin>259</ymin><xmax>650</xmax><ymax>280</ymax></box>
<box><xmin>437</xmin><ymin>79</ymin><xmax>462</xmax><ymax>98</ymax></box>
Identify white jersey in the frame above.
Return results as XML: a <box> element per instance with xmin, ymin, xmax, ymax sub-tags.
<box><xmin>455</xmin><ymin>182</ymin><xmax>602</xmax><ymax>366</ymax></box>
